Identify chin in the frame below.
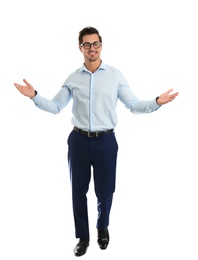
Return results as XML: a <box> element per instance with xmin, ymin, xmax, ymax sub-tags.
<box><xmin>89</xmin><ymin>57</ymin><xmax>99</xmax><ymax>62</ymax></box>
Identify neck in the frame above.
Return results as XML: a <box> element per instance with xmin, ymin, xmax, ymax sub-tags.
<box><xmin>84</xmin><ymin>59</ymin><xmax>102</xmax><ymax>73</ymax></box>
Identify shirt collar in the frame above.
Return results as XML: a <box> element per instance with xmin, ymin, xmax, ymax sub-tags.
<box><xmin>79</xmin><ymin>61</ymin><xmax>106</xmax><ymax>72</ymax></box>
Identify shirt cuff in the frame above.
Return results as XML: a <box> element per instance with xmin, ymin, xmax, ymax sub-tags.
<box><xmin>31</xmin><ymin>92</ymin><xmax>43</xmax><ymax>104</ymax></box>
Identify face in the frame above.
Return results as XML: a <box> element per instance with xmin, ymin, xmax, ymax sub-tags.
<box><xmin>79</xmin><ymin>34</ymin><xmax>102</xmax><ymax>63</ymax></box>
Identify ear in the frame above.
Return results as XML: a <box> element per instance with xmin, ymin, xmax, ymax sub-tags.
<box><xmin>79</xmin><ymin>45</ymin><xmax>82</xmax><ymax>52</ymax></box>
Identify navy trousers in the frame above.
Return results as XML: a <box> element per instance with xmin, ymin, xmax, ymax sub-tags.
<box><xmin>67</xmin><ymin>129</ymin><xmax>118</xmax><ymax>239</ymax></box>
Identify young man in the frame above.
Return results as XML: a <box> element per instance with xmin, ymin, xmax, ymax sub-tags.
<box><xmin>14</xmin><ymin>26</ymin><xmax>179</xmax><ymax>257</ymax></box>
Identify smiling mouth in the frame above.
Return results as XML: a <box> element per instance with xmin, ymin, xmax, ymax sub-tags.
<box><xmin>88</xmin><ymin>51</ymin><xmax>97</xmax><ymax>55</ymax></box>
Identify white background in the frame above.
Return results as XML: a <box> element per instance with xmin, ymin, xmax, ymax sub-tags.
<box><xmin>0</xmin><ymin>0</ymin><xmax>198</xmax><ymax>259</ymax></box>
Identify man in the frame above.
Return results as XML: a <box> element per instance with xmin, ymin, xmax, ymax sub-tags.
<box><xmin>14</xmin><ymin>26</ymin><xmax>179</xmax><ymax>257</ymax></box>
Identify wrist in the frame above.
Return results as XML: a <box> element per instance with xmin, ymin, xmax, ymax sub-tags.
<box><xmin>156</xmin><ymin>96</ymin><xmax>162</xmax><ymax>106</ymax></box>
<box><xmin>30</xmin><ymin>90</ymin><xmax>37</xmax><ymax>99</ymax></box>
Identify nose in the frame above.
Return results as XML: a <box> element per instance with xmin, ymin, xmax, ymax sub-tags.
<box><xmin>89</xmin><ymin>44</ymin><xmax>95</xmax><ymax>50</ymax></box>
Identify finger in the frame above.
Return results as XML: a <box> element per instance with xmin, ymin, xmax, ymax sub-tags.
<box><xmin>14</xmin><ymin>83</ymin><xmax>25</xmax><ymax>95</ymax></box>
<box><xmin>169</xmin><ymin>92</ymin><xmax>179</xmax><ymax>98</ymax></box>
<box><xmin>14</xmin><ymin>83</ymin><xmax>23</xmax><ymax>89</ymax></box>
<box><xmin>166</xmin><ymin>88</ymin><xmax>174</xmax><ymax>94</ymax></box>
<box><xmin>23</xmin><ymin>79</ymin><xmax>30</xmax><ymax>86</ymax></box>
<box><xmin>168</xmin><ymin>89</ymin><xmax>179</xmax><ymax>95</ymax></box>
<box><xmin>169</xmin><ymin>93</ymin><xmax>179</xmax><ymax>101</ymax></box>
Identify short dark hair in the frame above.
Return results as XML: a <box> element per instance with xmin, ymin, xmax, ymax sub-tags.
<box><xmin>78</xmin><ymin>26</ymin><xmax>102</xmax><ymax>45</ymax></box>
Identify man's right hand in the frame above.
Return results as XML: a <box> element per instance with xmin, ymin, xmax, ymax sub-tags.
<box><xmin>14</xmin><ymin>79</ymin><xmax>36</xmax><ymax>98</ymax></box>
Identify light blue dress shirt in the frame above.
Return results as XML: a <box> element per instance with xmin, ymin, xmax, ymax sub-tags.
<box><xmin>32</xmin><ymin>61</ymin><xmax>160</xmax><ymax>131</ymax></box>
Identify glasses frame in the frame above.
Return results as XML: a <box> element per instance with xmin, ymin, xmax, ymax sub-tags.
<box><xmin>80</xmin><ymin>41</ymin><xmax>102</xmax><ymax>50</ymax></box>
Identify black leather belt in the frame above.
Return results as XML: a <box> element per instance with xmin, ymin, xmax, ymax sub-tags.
<box><xmin>73</xmin><ymin>126</ymin><xmax>114</xmax><ymax>138</ymax></box>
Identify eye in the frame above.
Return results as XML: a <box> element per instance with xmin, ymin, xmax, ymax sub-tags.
<box><xmin>83</xmin><ymin>43</ymin><xmax>91</xmax><ymax>49</ymax></box>
<box><xmin>93</xmin><ymin>42</ymin><xmax>101</xmax><ymax>48</ymax></box>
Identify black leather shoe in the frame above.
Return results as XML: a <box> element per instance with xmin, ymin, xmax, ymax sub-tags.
<box><xmin>97</xmin><ymin>228</ymin><xmax>109</xmax><ymax>250</ymax></box>
<box><xmin>74</xmin><ymin>238</ymin><xmax>89</xmax><ymax>257</ymax></box>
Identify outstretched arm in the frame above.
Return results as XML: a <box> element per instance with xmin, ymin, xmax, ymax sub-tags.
<box><xmin>14</xmin><ymin>78</ymin><xmax>72</xmax><ymax>114</ymax></box>
<box><xmin>156</xmin><ymin>89</ymin><xmax>179</xmax><ymax>105</ymax></box>
<box><xmin>14</xmin><ymin>79</ymin><xmax>36</xmax><ymax>98</ymax></box>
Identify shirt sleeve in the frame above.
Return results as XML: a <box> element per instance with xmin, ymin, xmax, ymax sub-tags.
<box><xmin>118</xmin><ymin>72</ymin><xmax>160</xmax><ymax>113</ymax></box>
<box><xmin>31</xmin><ymin>86</ymin><xmax>71</xmax><ymax>114</ymax></box>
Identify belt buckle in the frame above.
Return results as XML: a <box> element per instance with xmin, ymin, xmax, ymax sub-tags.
<box><xmin>88</xmin><ymin>131</ymin><xmax>98</xmax><ymax>137</ymax></box>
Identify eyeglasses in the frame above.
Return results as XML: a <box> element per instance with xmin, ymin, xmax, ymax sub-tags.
<box><xmin>80</xmin><ymin>41</ymin><xmax>102</xmax><ymax>50</ymax></box>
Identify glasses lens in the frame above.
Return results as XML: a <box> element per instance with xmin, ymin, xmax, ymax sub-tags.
<box><xmin>93</xmin><ymin>42</ymin><xmax>101</xmax><ymax>49</ymax></box>
<box><xmin>83</xmin><ymin>43</ymin><xmax>91</xmax><ymax>49</ymax></box>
